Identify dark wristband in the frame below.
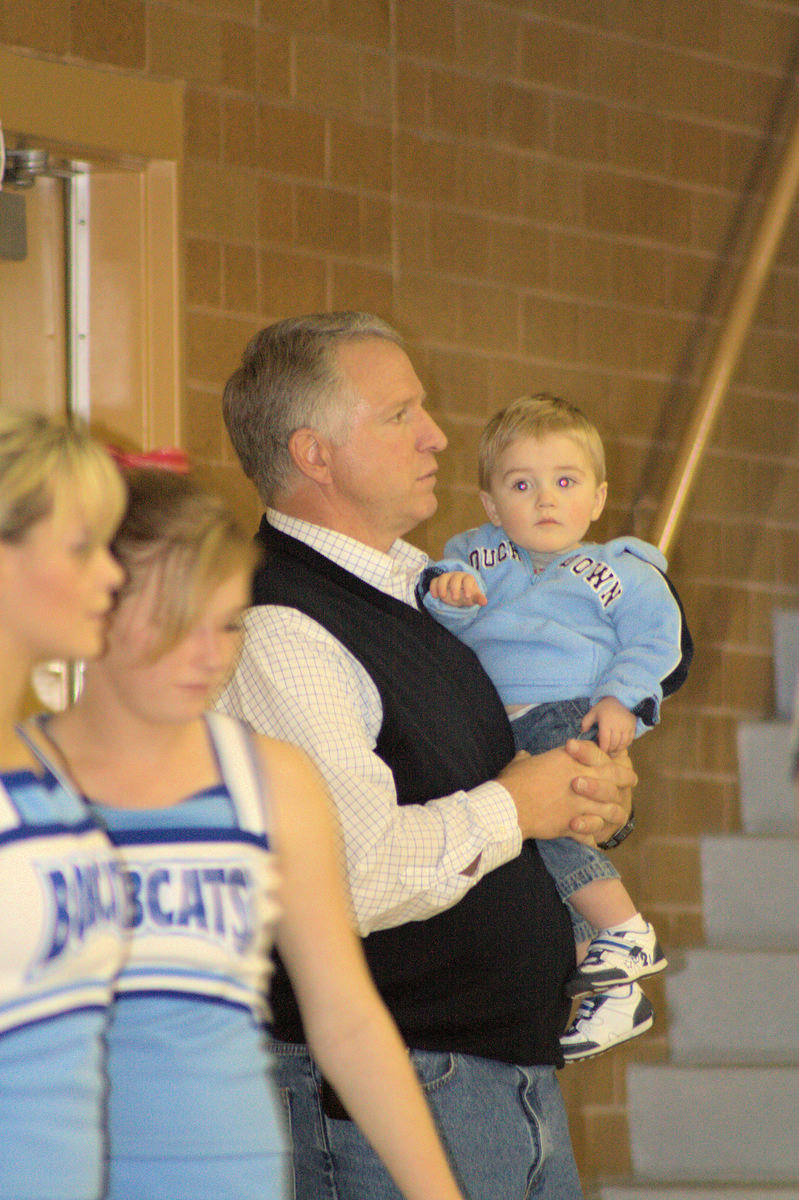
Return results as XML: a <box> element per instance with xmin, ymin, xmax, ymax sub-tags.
<box><xmin>597</xmin><ymin>808</ymin><xmax>635</xmax><ymax>850</ymax></box>
<box><xmin>414</xmin><ymin>564</ymin><xmax>447</xmax><ymax>607</ymax></box>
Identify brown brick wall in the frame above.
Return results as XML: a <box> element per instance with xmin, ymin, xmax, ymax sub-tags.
<box><xmin>3</xmin><ymin>0</ymin><xmax>799</xmax><ymax>1186</ymax></box>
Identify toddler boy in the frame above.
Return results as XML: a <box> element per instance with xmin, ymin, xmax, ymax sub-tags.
<box><xmin>421</xmin><ymin>394</ymin><xmax>693</xmax><ymax>1060</ymax></box>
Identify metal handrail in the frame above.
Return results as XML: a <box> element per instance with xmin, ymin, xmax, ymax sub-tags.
<box><xmin>652</xmin><ymin>103</ymin><xmax>799</xmax><ymax>557</ymax></box>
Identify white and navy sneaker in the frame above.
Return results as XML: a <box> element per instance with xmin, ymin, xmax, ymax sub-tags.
<box><xmin>565</xmin><ymin>921</ymin><xmax>667</xmax><ymax>1000</ymax></box>
<box><xmin>560</xmin><ymin>983</ymin><xmax>654</xmax><ymax>1062</ymax></box>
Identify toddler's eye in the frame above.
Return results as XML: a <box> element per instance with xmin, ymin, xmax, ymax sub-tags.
<box><xmin>513</xmin><ymin>480</ymin><xmax>529</xmax><ymax>492</ymax></box>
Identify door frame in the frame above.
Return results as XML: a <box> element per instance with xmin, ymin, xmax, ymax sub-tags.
<box><xmin>1</xmin><ymin>46</ymin><xmax>184</xmax><ymax>447</ymax></box>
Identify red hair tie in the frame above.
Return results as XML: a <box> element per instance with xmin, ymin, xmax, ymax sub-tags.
<box><xmin>107</xmin><ymin>446</ymin><xmax>190</xmax><ymax>474</ymax></box>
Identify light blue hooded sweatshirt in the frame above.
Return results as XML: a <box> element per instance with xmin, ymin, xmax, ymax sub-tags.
<box><xmin>421</xmin><ymin>524</ymin><xmax>693</xmax><ymax>734</ymax></box>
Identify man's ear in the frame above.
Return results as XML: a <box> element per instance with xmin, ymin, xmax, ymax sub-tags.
<box><xmin>480</xmin><ymin>490</ymin><xmax>502</xmax><ymax>526</ymax></box>
<box><xmin>287</xmin><ymin>428</ymin><xmax>333</xmax><ymax>484</ymax></box>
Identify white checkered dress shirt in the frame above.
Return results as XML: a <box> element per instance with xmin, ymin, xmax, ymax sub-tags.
<box><xmin>216</xmin><ymin>509</ymin><xmax>521</xmax><ymax>936</ymax></box>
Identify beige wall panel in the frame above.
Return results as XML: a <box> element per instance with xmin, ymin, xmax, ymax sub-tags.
<box><xmin>0</xmin><ymin>176</ymin><xmax>66</xmax><ymax>416</ymax></box>
<box><xmin>88</xmin><ymin>171</ymin><xmax>146</xmax><ymax>446</ymax></box>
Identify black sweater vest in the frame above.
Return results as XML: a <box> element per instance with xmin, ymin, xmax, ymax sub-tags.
<box><xmin>255</xmin><ymin>520</ymin><xmax>573</xmax><ymax>1065</ymax></box>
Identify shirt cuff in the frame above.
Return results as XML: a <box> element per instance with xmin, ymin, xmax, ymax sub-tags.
<box><xmin>462</xmin><ymin>779</ymin><xmax>522</xmax><ymax>877</ymax></box>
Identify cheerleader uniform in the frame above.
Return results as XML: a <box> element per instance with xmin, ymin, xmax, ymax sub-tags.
<box><xmin>0</xmin><ymin>761</ymin><xmax>127</xmax><ymax>1200</ymax></box>
<box><xmin>89</xmin><ymin>713</ymin><xmax>287</xmax><ymax>1200</ymax></box>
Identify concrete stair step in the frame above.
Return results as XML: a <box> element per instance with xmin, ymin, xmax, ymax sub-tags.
<box><xmin>593</xmin><ymin>1187</ymin><xmax>799</xmax><ymax>1199</ymax></box>
<box><xmin>736</xmin><ymin>720</ymin><xmax>795</xmax><ymax>834</ymax></box>
<box><xmin>598</xmin><ymin>613</ymin><xmax>799</xmax><ymax>1198</ymax></box>
<box><xmin>701</xmin><ymin>835</ymin><xmax>799</xmax><ymax>949</ymax></box>
<box><xmin>626</xmin><ymin>1064</ymin><xmax>799</xmax><ymax>1181</ymax></box>
<box><xmin>666</xmin><ymin>948</ymin><xmax>799</xmax><ymax>1063</ymax></box>
<box><xmin>772</xmin><ymin>608</ymin><xmax>799</xmax><ymax>720</ymax></box>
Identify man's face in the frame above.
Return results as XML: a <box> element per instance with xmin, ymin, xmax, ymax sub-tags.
<box><xmin>326</xmin><ymin>339</ymin><xmax>448</xmax><ymax>551</ymax></box>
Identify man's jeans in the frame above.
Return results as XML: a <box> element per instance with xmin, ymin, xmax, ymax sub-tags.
<box><xmin>271</xmin><ymin>1041</ymin><xmax>583</xmax><ymax>1199</ymax></box>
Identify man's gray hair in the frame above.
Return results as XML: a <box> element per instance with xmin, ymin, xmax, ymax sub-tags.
<box><xmin>222</xmin><ymin>311</ymin><xmax>404</xmax><ymax>505</ymax></box>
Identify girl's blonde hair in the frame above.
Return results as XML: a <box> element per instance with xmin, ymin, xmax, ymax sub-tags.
<box><xmin>112</xmin><ymin>469</ymin><xmax>260</xmax><ymax>659</ymax></box>
<box><xmin>478</xmin><ymin>394</ymin><xmax>606</xmax><ymax>491</ymax></box>
<box><xmin>0</xmin><ymin>405</ymin><xmax>126</xmax><ymax>545</ymax></box>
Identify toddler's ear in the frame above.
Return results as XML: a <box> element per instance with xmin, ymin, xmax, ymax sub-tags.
<box><xmin>592</xmin><ymin>480</ymin><xmax>608</xmax><ymax>522</ymax></box>
<box><xmin>480</xmin><ymin>490</ymin><xmax>502</xmax><ymax>526</ymax></box>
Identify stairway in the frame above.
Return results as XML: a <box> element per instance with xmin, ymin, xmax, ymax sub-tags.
<box><xmin>592</xmin><ymin>610</ymin><xmax>799</xmax><ymax>1200</ymax></box>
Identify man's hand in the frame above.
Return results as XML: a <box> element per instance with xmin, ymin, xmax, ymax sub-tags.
<box><xmin>428</xmin><ymin>571</ymin><xmax>487</xmax><ymax>608</ymax></box>
<box><xmin>497</xmin><ymin>739</ymin><xmax>636</xmax><ymax>844</ymax></box>
<box><xmin>565</xmin><ymin>738</ymin><xmax>635</xmax><ymax>843</ymax></box>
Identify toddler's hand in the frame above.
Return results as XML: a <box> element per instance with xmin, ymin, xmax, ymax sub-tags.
<box><xmin>581</xmin><ymin>696</ymin><xmax>636</xmax><ymax>755</ymax></box>
<box><xmin>428</xmin><ymin>571</ymin><xmax>487</xmax><ymax>607</ymax></box>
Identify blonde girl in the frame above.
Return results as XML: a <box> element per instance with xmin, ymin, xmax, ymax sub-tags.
<box><xmin>37</xmin><ymin>468</ymin><xmax>465</xmax><ymax>1200</ymax></box>
<box><xmin>0</xmin><ymin>406</ymin><xmax>126</xmax><ymax>1200</ymax></box>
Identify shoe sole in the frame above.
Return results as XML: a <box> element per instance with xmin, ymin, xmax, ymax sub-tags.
<box><xmin>560</xmin><ymin>1008</ymin><xmax>655</xmax><ymax>1063</ymax></box>
<box><xmin>565</xmin><ymin>955</ymin><xmax>668</xmax><ymax>1000</ymax></box>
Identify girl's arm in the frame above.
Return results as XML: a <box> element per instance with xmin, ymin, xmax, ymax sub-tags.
<box><xmin>261</xmin><ymin>738</ymin><xmax>465</xmax><ymax>1200</ymax></box>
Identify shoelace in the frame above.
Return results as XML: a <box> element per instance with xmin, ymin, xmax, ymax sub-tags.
<box><xmin>582</xmin><ymin>936</ymin><xmax>648</xmax><ymax>967</ymax></box>
<box><xmin>573</xmin><ymin>994</ymin><xmax>605</xmax><ymax>1021</ymax></box>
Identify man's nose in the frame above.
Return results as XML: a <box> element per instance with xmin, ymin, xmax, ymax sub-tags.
<box><xmin>418</xmin><ymin>408</ymin><xmax>448</xmax><ymax>452</ymax></box>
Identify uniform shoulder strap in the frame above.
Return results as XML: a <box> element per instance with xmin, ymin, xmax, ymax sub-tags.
<box><xmin>15</xmin><ymin>716</ymin><xmax>82</xmax><ymax>803</ymax></box>
<box><xmin>205</xmin><ymin>711</ymin><xmax>269</xmax><ymax>836</ymax></box>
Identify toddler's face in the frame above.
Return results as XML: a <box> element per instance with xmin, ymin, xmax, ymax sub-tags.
<box><xmin>480</xmin><ymin>432</ymin><xmax>607</xmax><ymax>555</ymax></box>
